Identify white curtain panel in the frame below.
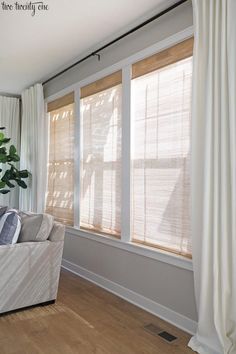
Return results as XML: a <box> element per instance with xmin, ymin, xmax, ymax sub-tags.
<box><xmin>0</xmin><ymin>95</ymin><xmax>20</xmax><ymax>208</ymax></box>
<box><xmin>19</xmin><ymin>83</ymin><xmax>47</xmax><ymax>213</ymax></box>
<box><xmin>189</xmin><ymin>1</ymin><xmax>236</xmax><ymax>354</ymax></box>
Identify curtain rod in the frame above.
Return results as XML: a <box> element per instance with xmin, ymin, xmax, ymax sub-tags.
<box><xmin>42</xmin><ymin>0</ymin><xmax>188</xmax><ymax>86</ymax></box>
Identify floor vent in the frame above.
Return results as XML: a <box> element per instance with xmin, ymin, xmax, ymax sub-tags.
<box><xmin>158</xmin><ymin>331</ymin><xmax>177</xmax><ymax>342</ymax></box>
<box><xmin>144</xmin><ymin>324</ymin><xmax>177</xmax><ymax>343</ymax></box>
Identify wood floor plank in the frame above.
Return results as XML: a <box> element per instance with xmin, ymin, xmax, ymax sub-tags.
<box><xmin>0</xmin><ymin>269</ymin><xmax>194</xmax><ymax>354</ymax></box>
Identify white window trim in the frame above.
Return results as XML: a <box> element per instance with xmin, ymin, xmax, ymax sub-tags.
<box><xmin>121</xmin><ymin>65</ymin><xmax>131</xmax><ymax>243</ymax></box>
<box><xmin>45</xmin><ymin>26</ymin><xmax>194</xmax><ymax>270</ymax></box>
<box><xmin>66</xmin><ymin>226</ymin><xmax>193</xmax><ymax>271</ymax></box>
<box><xmin>73</xmin><ymin>87</ymin><xmax>81</xmax><ymax>228</ymax></box>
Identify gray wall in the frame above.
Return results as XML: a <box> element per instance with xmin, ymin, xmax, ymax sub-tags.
<box><xmin>44</xmin><ymin>1</ymin><xmax>193</xmax><ymax>97</ymax></box>
<box><xmin>63</xmin><ymin>233</ymin><xmax>197</xmax><ymax>321</ymax></box>
<box><xmin>45</xmin><ymin>0</ymin><xmax>197</xmax><ymax>323</ymax></box>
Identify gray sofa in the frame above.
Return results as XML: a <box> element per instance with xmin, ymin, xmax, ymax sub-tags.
<box><xmin>0</xmin><ymin>220</ymin><xmax>65</xmax><ymax>314</ymax></box>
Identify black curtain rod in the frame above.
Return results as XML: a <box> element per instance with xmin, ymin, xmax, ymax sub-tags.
<box><xmin>42</xmin><ymin>0</ymin><xmax>188</xmax><ymax>86</ymax></box>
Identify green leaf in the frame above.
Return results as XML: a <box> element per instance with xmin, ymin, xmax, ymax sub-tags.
<box><xmin>2</xmin><ymin>169</ymin><xmax>10</xmax><ymax>179</ymax></box>
<box><xmin>6</xmin><ymin>181</ymin><xmax>15</xmax><ymax>188</ymax></box>
<box><xmin>13</xmin><ymin>154</ymin><xmax>20</xmax><ymax>162</ymax></box>
<box><xmin>1</xmin><ymin>138</ymin><xmax>10</xmax><ymax>144</ymax></box>
<box><xmin>19</xmin><ymin>170</ymin><xmax>29</xmax><ymax>178</ymax></box>
<box><xmin>0</xmin><ymin>189</ymin><xmax>10</xmax><ymax>194</ymax></box>
<box><xmin>2</xmin><ymin>169</ymin><xmax>15</xmax><ymax>182</ymax></box>
<box><xmin>16</xmin><ymin>180</ymin><xmax>27</xmax><ymax>189</ymax></box>
<box><xmin>9</xmin><ymin>145</ymin><xmax>16</xmax><ymax>156</ymax></box>
<box><xmin>0</xmin><ymin>147</ymin><xmax>6</xmax><ymax>154</ymax></box>
<box><xmin>0</xmin><ymin>132</ymin><xmax>5</xmax><ymax>140</ymax></box>
<box><xmin>0</xmin><ymin>181</ymin><xmax>6</xmax><ymax>189</ymax></box>
<box><xmin>0</xmin><ymin>154</ymin><xmax>8</xmax><ymax>163</ymax></box>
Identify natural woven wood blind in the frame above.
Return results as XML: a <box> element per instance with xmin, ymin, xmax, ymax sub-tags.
<box><xmin>80</xmin><ymin>71</ymin><xmax>122</xmax><ymax>99</ymax></box>
<box><xmin>47</xmin><ymin>92</ymin><xmax>74</xmax><ymax>112</ymax></box>
<box><xmin>46</xmin><ymin>95</ymin><xmax>75</xmax><ymax>225</ymax></box>
<box><xmin>132</xmin><ymin>37</ymin><xmax>193</xmax><ymax>79</ymax></box>
<box><xmin>80</xmin><ymin>80</ymin><xmax>122</xmax><ymax>236</ymax></box>
<box><xmin>131</xmin><ymin>44</ymin><xmax>193</xmax><ymax>257</ymax></box>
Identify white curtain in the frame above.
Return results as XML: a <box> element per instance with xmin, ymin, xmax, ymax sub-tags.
<box><xmin>189</xmin><ymin>1</ymin><xmax>236</xmax><ymax>354</ymax></box>
<box><xmin>19</xmin><ymin>83</ymin><xmax>47</xmax><ymax>213</ymax></box>
<box><xmin>0</xmin><ymin>95</ymin><xmax>20</xmax><ymax>208</ymax></box>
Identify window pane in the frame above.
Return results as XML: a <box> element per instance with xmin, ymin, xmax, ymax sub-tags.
<box><xmin>80</xmin><ymin>84</ymin><xmax>122</xmax><ymax>236</ymax></box>
<box><xmin>131</xmin><ymin>57</ymin><xmax>192</xmax><ymax>256</ymax></box>
<box><xmin>46</xmin><ymin>103</ymin><xmax>74</xmax><ymax>225</ymax></box>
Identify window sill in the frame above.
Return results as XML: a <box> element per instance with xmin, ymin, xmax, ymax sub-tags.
<box><xmin>66</xmin><ymin>226</ymin><xmax>193</xmax><ymax>271</ymax></box>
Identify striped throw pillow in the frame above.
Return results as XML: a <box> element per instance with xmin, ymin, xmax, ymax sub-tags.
<box><xmin>0</xmin><ymin>209</ymin><xmax>21</xmax><ymax>245</ymax></box>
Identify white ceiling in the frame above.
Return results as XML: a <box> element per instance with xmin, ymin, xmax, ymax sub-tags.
<box><xmin>0</xmin><ymin>0</ymin><xmax>178</xmax><ymax>95</ymax></box>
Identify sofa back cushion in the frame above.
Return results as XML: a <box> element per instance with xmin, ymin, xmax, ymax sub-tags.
<box><xmin>18</xmin><ymin>212</ymin><xmax>54</xmax><ymax>242</ymax></box>
<box><xmin>0</xmin><ymin>209</ymin><xmax>21</xmax><ymax>245</ymax></box>
<box><xmin>48</xmin><ymin>222</ymin><xmax>65</xmax><ymax>242</ymax></box>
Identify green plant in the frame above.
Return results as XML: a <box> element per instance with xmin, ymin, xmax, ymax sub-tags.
<box><xmin>0</xmin><ymin>127</ymin><xmax>29</xmax><ymax>194</ymax></box>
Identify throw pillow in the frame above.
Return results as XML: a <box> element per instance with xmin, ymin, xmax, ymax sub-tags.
<box><xmin>0</xmin><ymin>209</ymin><xmax>21</xmax><ymax>245</ymax></box>
<box><xmin>18</xmin><ymin>212</ymin><xmax>54</xmax><ymax>242</ymax></box>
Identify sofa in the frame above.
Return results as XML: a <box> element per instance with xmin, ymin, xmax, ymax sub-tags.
<box><xmin>0</xmin><ymin>210</ymin><xmax>65</xmax><ymax>314</ymax></box>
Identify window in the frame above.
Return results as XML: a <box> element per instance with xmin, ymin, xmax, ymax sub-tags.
<box><xmin>131</xmin><ymin>38</ymin><xmax>193</xmax><ymax>256</ymax></box>
<box><xmin>80</xmin><ymin>71</ymin><xmax>122</xmax><ymax>237</ymax></box>
<box><xmin>46</xmin><ymin>38</ymin><xmax>193</xmax><ymax>259</ymax></box>
<box><xmin>46</xmin><ymin>93</ymin><xmax>75</xmax><ymax>225</ymax></box>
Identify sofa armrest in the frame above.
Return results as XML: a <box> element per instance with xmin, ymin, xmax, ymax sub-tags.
<box><xmin>0</xmin><ymin>239</ymin><xmax>64</xmax><ymax>313</ymax></box>
<box><xmin>48</xmin><ymin>222</ymin><xmax>65</xmax><ymax>242</ymax></box>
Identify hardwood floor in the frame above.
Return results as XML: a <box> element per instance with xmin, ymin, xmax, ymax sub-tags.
<box><xmin>0</xmin><ymin>269</ymin><xmax>194</xmax><ymax>354</ymax></box>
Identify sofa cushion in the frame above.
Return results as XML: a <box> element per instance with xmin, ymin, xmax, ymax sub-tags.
<box><xmin>18</xmin><ymin>212</ymin><xmax>54</xmax><ymax>242</ymax></box>
<box><xmin>0</xmin><ymin>209</ymin><xmax>21</xmax><ymax>245</ymax></box>
<box><xmin>48</xmin><ymin>222</ymin><xmax>65</xmax><ymax>242</ymax></box>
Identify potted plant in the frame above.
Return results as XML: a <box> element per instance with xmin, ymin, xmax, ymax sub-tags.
<box><xmin>0</xmin><ymin>127</ymin><xmax>29</xmax><ymax>194</ymax></box>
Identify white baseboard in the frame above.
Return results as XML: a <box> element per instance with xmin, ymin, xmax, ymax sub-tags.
<box><xmin>61</xmin><ymin>259</ymin><xmax>197</xmax><ymax>335</ymax></box>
